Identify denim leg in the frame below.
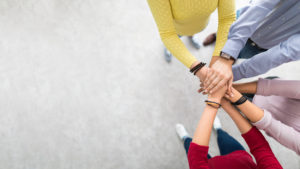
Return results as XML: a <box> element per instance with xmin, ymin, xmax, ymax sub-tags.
<box><xmin>217</xmin><ymin>129</ymin><xmax>245</xmax><ymax>156</ymax></box>
<box><xmin>237</xmin><ymin>40</ymin><xmax>267</xmax><ymax>59</ymax></box>
<box><xmin>183</xmin><ymin>137</ymin><xmax>211</xmax><ymax>159</ymax></box>
<box><xmin>184</xmin><ymin>137</ymin><xmax>193</xmax><ymax>154</ymax></box>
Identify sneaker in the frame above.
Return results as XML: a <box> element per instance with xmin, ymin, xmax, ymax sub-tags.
<box><xmin>164</xmin><ymin>48</ymin><xmax>172</xmax><ymax>63</ymax></box>
<box><xmin>175</xmin><ymin>123</ymin><xmax>190</xmax><ymax>140</ymax></box>
<box><xmin>189</xmin><ymin>35</ymin><xmax>201</xmax><ymax>49</ymax></box>
<box><xmin>213</xmin><ymin>116</ymin><xmax>222</xmax><ymax>131</ymax></box>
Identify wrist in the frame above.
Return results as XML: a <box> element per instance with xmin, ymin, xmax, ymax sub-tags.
<box><xmin>207</xmin><ymin>96</ymin><xmax>221</xmax><ymax>104</ymax></box>
<box><xmin>190</xmin><ymin>61</ymin><xmax>200</xmax><ymax>69</ymax></box>
<box><xmin>218</xmin><ymin>57</ymin><xmax>234</xmax><ymax>65</ymax></box>
<box><xmin>195</xmin><ymin>66</ymin><xmax>208</xmax><ymax>80</ymax></box>
<box><xmin>230</xmin><ymin>92</ymin><xmax>243</xmax><ymax>103</ymax></box>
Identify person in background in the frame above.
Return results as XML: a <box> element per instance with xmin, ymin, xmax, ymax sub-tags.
<box><xmin>175</xmin><ymin>85</ymin><xmax>282</xmax><ymax>169</ymax></box>
<box><xmin>229</xmin><ymin>78</ymin><xmax>300</xmax><ymax>155</ymax></box>
<box><xmin>203</xmin><ymin>0</ymin><xmax>300</xmax><ymax>95</ymax></box>
<box><xmin>147</xmin><ymin>0</ymin><xmax>235</xmax><ymax>81</ymax></box>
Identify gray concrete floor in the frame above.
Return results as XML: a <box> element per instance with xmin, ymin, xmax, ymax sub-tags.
<box><xmin>0</xmin><ymin>0</ymin><xmax>299</xmax><ymax>169</ymax></box>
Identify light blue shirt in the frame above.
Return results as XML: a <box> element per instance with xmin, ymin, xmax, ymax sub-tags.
<box><xmin>222</xmin><ymin>0</ymin><xmax>300</xmax><ymax>81</ymax></box>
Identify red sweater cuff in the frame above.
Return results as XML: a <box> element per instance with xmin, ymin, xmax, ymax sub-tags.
<box><xmin>188</xmin><ymin>142</ymin><xmax>209</xmax><ymax>169</ymax></box>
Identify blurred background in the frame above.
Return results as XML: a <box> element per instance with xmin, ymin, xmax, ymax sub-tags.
<box><xmin>0</xmin><ymin>0</ymin><xmax>299</xmax><ymax>169</ymax></box>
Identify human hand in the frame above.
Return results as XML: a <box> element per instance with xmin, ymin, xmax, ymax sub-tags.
<box><xmin>203</xmin><ymin>57</ymin><xmax>234</xmax><ymax>95</ymax></box>
<box><xmin>195</xmin><ymin>66</ymin><xmax>209</xmax><ymax>83</ymax></box>
<box><xmin>224</xmin><ymin>87</ymin><xmax>242</xmax><ymax>103</ymax></box>
<box><xmin>207</xmin><ymin>85</ymin><xmax>227</xmax><ymax>103</ymax></box>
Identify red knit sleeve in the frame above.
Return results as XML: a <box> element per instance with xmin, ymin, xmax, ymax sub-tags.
<box><xmin>242</xmin><ymin>127</ymin><xmax>283</xmax><ymax>169</ymax></box>
<box><xmin>187</xmin><ymin>142</ymin><xmax>209</xmax><ymax>169</ymax></box>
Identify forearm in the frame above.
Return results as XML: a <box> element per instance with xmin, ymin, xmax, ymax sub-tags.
<box><xmin>228</xmin><ymin>89</ymin><xmax>264</xmax><ymax>123</ymax></box>
<box><xmin>256</xmin><ymin>78</ymin><xmax>300</xmax><ymax>99</ymax></box>
<box><xmin>233</xmin><ymin>81</ymin><xmax>258</xmax><ymax>94</ymax></box>
<box><xmin>192</xmin><ymin>105</ymin><xmax>218</xmax><ymax>146</ymax></box>
<box><xmin>221</xmin><ymin>99</ymin><xmax>252</xmax><ymax>134</ymax></box>
<box><xmin>162</xmin><ymin>35</ymin><xmax>197</xmax><ymax>68</ymax></box>
<box><xmin>233</xmin><ymin>34</ymin><xmax>300</xmax><ymax>81</ymax></box>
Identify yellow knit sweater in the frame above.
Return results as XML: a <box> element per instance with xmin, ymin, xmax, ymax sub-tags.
<box><xmin>147</xmin><ymin>0</ymin><xmax>235</xmax><ymax>68</ymax></box>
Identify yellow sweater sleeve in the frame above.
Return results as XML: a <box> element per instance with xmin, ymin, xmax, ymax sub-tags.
<box><xmin>147</xmin><ymin>0</ymin><xmax>197</xmax><ymax>68</ymax></box>
<box><xmin>213</xmin><ymin>0</ymin><xmax>236</xmax><ymax>56</ymax></box>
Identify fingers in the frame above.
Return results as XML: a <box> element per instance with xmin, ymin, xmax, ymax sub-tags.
<box><xmin>198</xmin><ymin>88</ymin><xmax>204</xmax><ymax>93</ymax></box>
<box><xmin>224</xmin><ymin>94</ymin><xmax>230</xmax><ymax>99</ymax></box>
<box><xmin>203</xmin><ymin>70</ymin><xmax>218</xmax><ymax>91</ymax></box>
<box><xmin>205</xmin><ymin>75</ymin><xmax>222</xmax><ymax>93</ymax></box>
<box><xmin>210</xmin><ymin>78</ymin><xmax>227</xmax><ymax>94</ymax></box>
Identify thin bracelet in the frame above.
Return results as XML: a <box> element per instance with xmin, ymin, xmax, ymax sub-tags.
<box><xmin>205</xmin><ymin>100</ymin><xmax>221</xmax><ymax>109</ymax></box>
<box><xmin>190</xmin><ymin>62</ymin><xmax>206</xmax><ymax>75</ymax></box>
<box><xmin>232</xmin><ymin>96</ymin><xmax>247</xmax><ymax>105</ymax></box>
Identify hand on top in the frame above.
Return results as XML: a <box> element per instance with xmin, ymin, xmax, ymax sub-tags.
<box><xmin>201</xmin><ymin>57</ymin><xmax>234</xmax><ymax>96</ymax></box>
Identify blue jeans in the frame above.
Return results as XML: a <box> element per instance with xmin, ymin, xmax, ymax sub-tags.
<box><xmin>237</xmin><ymin>39</ymin><xmax>267</xmax><ymax>59</ymax></box>
<box><xmin>183</xmin><ymin>129</ymin><xmax>245</xmax><ymax>158</ymax></box>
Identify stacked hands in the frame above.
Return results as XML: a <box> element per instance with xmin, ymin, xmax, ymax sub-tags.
<box><xmin>192</xmin><ymin>58</ymin><xmax>243</xmax><ymax>107</ymax></box>
<box><xmin>193</xmin><ymin>58</ymin><xmax>234</xmax><ymax>97</ymax></box>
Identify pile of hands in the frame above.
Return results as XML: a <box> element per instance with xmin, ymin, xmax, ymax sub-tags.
<box><xmin>196</xmin><ymin>58</ymin><xmax>233</xmax><ymax>96</ymax></box>
<box><xmin>195</xmin><ymin>58</ymin><xmax>236</xmax><ymax>104</ymax></box>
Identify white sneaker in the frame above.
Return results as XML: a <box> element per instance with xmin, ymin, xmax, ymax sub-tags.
<box><xmin>175</xmin><ymin>123</ymin><xmax>190</xmax><ymax>140</ymax></box>
<box><xmin>190</xmin><ymin>35</ymin><xmax>201</xmax><ymax>49</ymax></box>
<box><xmin>213</xmin><ymin>116</ymin><xmax>222</xmax><ymax>131</ymax></box>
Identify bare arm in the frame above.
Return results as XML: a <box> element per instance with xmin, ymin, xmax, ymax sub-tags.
<box><xmin>188</xmin><ymin>87</ymin><xmax>226</xmax><ymax>169</ymax></box>
<box><xmin>226</xmin><ymin>88</ymin><xmax>264</xmax><ymax>123</ymax></box>
<box><xmin>220</xmin><ymin>99</ymin><xmax>252</xmax><ymax>134</ymax></box>
<box><xmin>233</xmin><ymin>81</ymin><xmax>257</xmax><ymax>94</ymax></box>
<box><xmin>192</xmin><ymin>87</ymin><xmax>227</xmax><ymax>145</ymax></box>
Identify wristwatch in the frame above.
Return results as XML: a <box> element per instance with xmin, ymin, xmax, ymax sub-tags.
<box><xmin>220</xmin><ymin>52</ymin><xmax>235</xmax><ymax>61</ymax></box>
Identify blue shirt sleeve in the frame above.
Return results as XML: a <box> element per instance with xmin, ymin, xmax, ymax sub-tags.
<box><xmin>233</xmin><ymin>34</ymin><xmax>300</xmax><ymax>81</ymax></box>
<box><xmin>222</xmin><ymin>0</ymin><xmax>281</xmax><ymax>59</ymax></box>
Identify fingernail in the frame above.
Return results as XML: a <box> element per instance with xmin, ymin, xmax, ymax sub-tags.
<box><xmin>205</xmin><ymin>90</ymin><xmax>208</xmax><ymax>93</ymax></box>
<box><xmin>231</xmin><ymin>94</ymin><xmax>234</xmax><ymax>97</ymax></box>
<box><xmin>209</xmin><ymin>91</ymin><xmax>212</xmax><ymax>94</ymax></box>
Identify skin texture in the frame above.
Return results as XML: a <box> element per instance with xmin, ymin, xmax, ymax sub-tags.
<box><xmin>221</xmin><ymin>99</ymin><xmax>252</xmax><ymax>134</ymax></box>
<box><xmin>204</xmin><ymin>57</ymin><xmax>234</xmax><ymax>95</ymax></box>
<box><xmin>233</xmin><ymin>81</ymin><xmax>258</xmax><ymax>94</ymax></box>
<box><xmin>192</xmin><ymin>85</ymin><xmax>227</xmax><ymax>146</ymax></box>
<box><xmin>225</xmin><ymin>88</ymin><xmax>264</xmax><ymax>123</ymax></box>
<box><xmin>192</xmin><ymin>85</ymin><xmax>266</xmax><ymax>147</ymax></box>
<box><xmin>191</xmin><ymin>61</ymin><xmax>209</xmax><ymax>84</ymax></box>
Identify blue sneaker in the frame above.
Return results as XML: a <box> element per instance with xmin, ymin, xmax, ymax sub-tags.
<box><xmin>164</xmin><ymin>48</ymin><xmax>172</xmax><ymax>63</ymax></box>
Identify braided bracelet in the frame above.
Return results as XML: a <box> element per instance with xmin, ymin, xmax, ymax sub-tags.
<box><xmin>190</xmin><ymin>62</ymin><xmax>206</xmax><ymax>75</ymax></box>
<box><xmin>205</xmin><ymin>100</ymin><xmax>221</xmax><ymax>109</ymax></box>
<box><xmin>232</xmin><ymin>95</ymin><xmax>247</xmax><ymax>105</ymax></box>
